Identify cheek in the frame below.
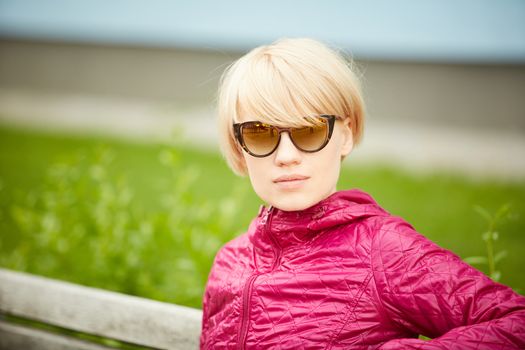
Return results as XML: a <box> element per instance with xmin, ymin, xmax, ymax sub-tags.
<box><xmin>310</xmin><ymin>133</ymin><xmax>344</xmax><ymax>183</ymax></box>
<box><xmin>244</xmin><ymin>155</ymin><xmax>262</xmax><ymax>176</ymax></box>
<box><xmin>243</xmin><ymin>155</ymin><xmax>271</xmax><ymax>190</ymax></box>
<box><xmin>314</xmin><ymin>150</ymin><xmax>342</xmax><ymax>186</ymax></box>
<box><xmin>319</xmin><ymin>133</ymin><xmax>344</xmax><ymax>167</ymax></box>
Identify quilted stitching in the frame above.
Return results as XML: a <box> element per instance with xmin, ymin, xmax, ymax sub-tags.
<box><xmin>200</xmin><ymin>189</ymin><xmax>525</xmax><ymax>349</ymax></box>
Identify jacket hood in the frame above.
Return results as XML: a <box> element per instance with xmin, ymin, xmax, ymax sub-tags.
<box><xmin>252</xmin><ymin>188</ymin><xmax>389</xmax><ymax>249</ymax></box>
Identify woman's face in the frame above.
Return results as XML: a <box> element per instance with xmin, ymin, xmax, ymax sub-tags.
<box><xmin>240</xmin><ymin>117</ymin><xmax>354</xmax><ymax>211</ymax></box>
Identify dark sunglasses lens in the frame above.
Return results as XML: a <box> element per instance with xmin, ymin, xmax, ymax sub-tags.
<box><xmin>241</xmin><ymin>123</ymin><xmax>279</xmax><ymax>156</ymax></box>
<box><xmin>290</xmin><ymin>118</ymin><xmax>329</xmax><ymax>151</ymax></box>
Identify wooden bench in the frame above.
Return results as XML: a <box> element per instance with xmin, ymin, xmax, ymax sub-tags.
<box><xmin>0</xmin><ymin>268</ymin><xmax>202</xmax><ymax>349</ymax></box>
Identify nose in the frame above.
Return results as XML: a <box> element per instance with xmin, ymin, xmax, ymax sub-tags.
<box><xmin>274</xmin><ymin>132</ymin><xmax>302</xmax><ymax>166</ymax></box>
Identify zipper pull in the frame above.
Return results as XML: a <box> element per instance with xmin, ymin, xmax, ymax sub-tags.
<box><xmin>312</xmin><ymin>205</ymin><xmax>326</xmax><ymax>220</ymax></box>
<box><xmin>261</xmin><ymin>205</ymin><xmax>273</xmax><ymax>225</ymax></box>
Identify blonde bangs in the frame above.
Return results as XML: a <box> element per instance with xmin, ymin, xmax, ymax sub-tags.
<box><xmin>235</xmin><ymin>55</ymin><xmax>347</xmax><ymax>127</ymax></box>
<box><xmin>217</xmin><ymin>37</ymin><xmax>366</xmax><ymax>176</ymax></box>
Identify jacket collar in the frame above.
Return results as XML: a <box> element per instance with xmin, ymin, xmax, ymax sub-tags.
<box><xmin>251</xmin><ymin>188</ymin><xmax>389</xmax><ymax>250</ymax></box>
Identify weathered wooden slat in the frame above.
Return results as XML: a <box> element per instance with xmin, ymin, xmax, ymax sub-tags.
<box><xmin>0</xmin><ymin>321</ymin><xmax>114</xmax><ymax>350</ymax></box>
<box><xmin>0</xmin><ymin>268</ymin><xmax>202</xmax><ymax>349</ymax></box>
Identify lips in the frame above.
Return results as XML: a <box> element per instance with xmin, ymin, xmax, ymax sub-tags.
<box><xmin>273</xmin><ymin>174</ymin><xmax>310</xmax><ymax>183</ymax></box>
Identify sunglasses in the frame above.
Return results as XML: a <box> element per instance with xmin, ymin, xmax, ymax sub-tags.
<box><xmin>233</xmin><ymin>115</ymin><xmax>337</xmax><ymax>157</ymax></box>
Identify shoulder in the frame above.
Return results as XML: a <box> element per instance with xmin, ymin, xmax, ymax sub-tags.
<box><xmin>205</xmin><ymin>232</ymin><xmax>251</xmax><ymax>285</ymax></box>
<box><xmin>213</xmin><ymin>232</ymin><xmax>250</xmax><ymax>265</ymax></box>
<box><xmin>367</xmin><ymin>215</ymin><xmax>486</xmax><ymax>295</ymax></box>
<box><xmin>369</xmin><ymin>215</ymin><xmax>440</xmax><ymax>256</ymax></box>
<box><xmin>368</xmin><ymin>214</ymin><xmax>461</xmax><ymax>267</ymax></box>
<box><xmin>211</xmin><ymin>216</ymin><xmax>258</xmax><ymax>267</ymax></box>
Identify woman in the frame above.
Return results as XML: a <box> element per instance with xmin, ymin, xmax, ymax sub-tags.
<box><xmin>200</xmin><ymin>37</ymin><xmax>525</xmax><ymax>349</ymax></box>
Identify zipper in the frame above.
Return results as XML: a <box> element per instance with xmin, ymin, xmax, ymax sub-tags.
<box><xmin>237</xmin><ymin>206</ymin><xmax>275</xmax><ymax>350</ymax></box>
<box><xmin>237</xmin><ymin>274</ymin><xmax>259</xmax><ymax>349</ymax></box>
<box><xmin>261</xmin><ymin>206</ymin><xmax>282</xmax><ymax>271</ymax></box>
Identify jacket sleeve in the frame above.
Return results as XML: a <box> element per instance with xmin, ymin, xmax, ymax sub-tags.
<box><xmin>200</xmin><ymin>244</ymin><xmax>226</xmax><ymax>349</ymax></box>
<box><xmin>199</xmin><ymin>281</ymin><xmax>211</xmax><ymax>349</ymax></box>
<box><xmin>371</xmin><ymin>216</ymin><xmax>525</xmax><ymax>350</ymax></box>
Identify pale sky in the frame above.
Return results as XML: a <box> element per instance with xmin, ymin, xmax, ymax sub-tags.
<box><xmin>0</xmin><ymin>0</ymin><xmax>524</xmax><ymax>63</ymax></box>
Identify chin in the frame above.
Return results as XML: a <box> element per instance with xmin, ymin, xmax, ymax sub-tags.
<box><xmin>270</xmin><ymin>193</ymin><xmax>320</xmax><ymax>212</ymax></box>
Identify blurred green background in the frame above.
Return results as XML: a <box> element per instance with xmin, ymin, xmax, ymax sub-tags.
<box><xmin>1</xmin><ymin>124</ymin><xmax>523</xmax><ymax>309</ymax></box>
<box><xmin>1</xmin><ymin>0</ymin><xmax>524</xmax><ymax>310</ymax></box>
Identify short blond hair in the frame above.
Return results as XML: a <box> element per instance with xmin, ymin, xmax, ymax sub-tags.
<box><xmin>217</xmin><ymin>37</ymin><xmax>365</xmax><ymax>176</ymax></box>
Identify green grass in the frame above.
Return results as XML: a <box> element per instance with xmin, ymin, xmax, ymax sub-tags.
<box><xmin>0</xmin><ymin>123</ymin><xmax>524</xmax><ymax>309</ymax></box>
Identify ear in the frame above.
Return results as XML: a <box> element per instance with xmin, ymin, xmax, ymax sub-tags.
<box><xmin>340</xmin><ymin>118</ymin><xmax>354</xmax><ymax>157</ymax></box>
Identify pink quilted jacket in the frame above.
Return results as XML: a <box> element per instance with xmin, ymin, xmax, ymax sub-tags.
<box><xmin>200</xmin><ymin>189</ymin><xmax>525</xmax><ymax>349</ymax></box>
